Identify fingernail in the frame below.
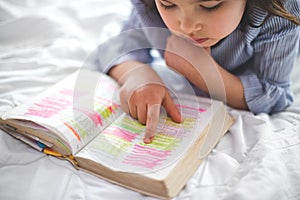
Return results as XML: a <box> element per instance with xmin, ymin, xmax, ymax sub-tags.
<box><xmin>177</xmin><ymin>110</ymin><xmax>183</xmax><ymax>122</ymax></box>
<box><xmin>144</xmin><ymin>137</ymin><xmax>151</xmax><ymax>144</ymax></box>
<box><xmin>143</xmin><ymin>136</ymin><xmax>154</xmax><ymax>144</ymax></box>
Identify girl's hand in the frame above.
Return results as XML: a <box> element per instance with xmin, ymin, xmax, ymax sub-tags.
<box><xmin>111</xmin><ymin>62</ymin><xmax>182</xmax><ymax>143</ymax></box>
<box><xmin>164</xmin><ymin>34</ymin><xmax>248</xmax><ymax>110</ymax></box>
<box><xmin>164</xmin><ymin>34</ymin><xmax>212</xmax><ymax>75</ymax></box>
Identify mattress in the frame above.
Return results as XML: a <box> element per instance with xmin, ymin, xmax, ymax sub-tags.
<box><xmin>0</xmin><ymin>0</ymin><xmax>300</xmax><ymax>199</ymax></box>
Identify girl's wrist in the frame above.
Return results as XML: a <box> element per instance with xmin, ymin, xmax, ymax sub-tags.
<box><xmin>109</xmin><ymin>60</ymin><xmax>164</xmax><ymax>86</ymax></box>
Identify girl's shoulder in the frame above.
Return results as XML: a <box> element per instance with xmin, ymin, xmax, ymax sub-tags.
<box><xmin>245</xmin><ymin>0</ymin><xmax>299</xmax><ymax>42</ymax></box>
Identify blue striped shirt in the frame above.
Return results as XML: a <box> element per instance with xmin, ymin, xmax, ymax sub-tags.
<box><xmin>96</xmin><ymin>0</ymin><xmax>300</xmax><ymax>114</ymax></box>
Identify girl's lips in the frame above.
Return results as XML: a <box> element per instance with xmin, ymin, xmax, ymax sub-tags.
<box><xmin>195</xmin><ymin>38</ymin><xmax>208</xmax><ymax>44</ymax></box>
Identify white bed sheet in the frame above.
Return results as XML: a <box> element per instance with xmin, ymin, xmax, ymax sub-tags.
<box><xmin>0</xmin><ymin>1</ymin><xmax>300</xmax><ymax>200</ymax></box>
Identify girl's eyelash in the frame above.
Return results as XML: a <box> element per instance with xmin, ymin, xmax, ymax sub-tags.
<box><xmin>160</xmin><ymin>3</ymin><xmax>176</xmax><ymax>10</ymax></box>
<box><xmin>200</xmin><ymin>3</ymin><xmax>222</xmax><ymax>12</ymax></box>
<box><xmin>159</xmin><ymin>2</ymin><xmax>222</xmax><ymax>12</ymax></box>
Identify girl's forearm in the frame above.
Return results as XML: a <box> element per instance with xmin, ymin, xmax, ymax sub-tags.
<box><xmin>178</xmin><ymin>58</ymin><xmax>248</xmax><ymax>110</ymax></box>
<box><xmin>108</xmin><ymin>60</ymin><xmax>163</xmax><ymax>85</ymax></box>
<box><xmin>108</xmin><ymin>60</ymin><xmax>145</xmax><ymax>84</ymax></box>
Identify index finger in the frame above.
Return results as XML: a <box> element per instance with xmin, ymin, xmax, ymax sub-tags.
<box><xmin>143</xmin><ymin>104</ymin><xmax>161</xmax><ymax>144</ymax></box>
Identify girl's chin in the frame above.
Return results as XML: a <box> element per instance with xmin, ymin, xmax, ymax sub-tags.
<box><xmin>197</xmin><ymin>39</ymin><xmax>220</xmax><ymax>48</ymax></box>
<box><xmin>194</xmin><ymin>42</ymin><xmax>213</xmax><ymax>48</ymax></box>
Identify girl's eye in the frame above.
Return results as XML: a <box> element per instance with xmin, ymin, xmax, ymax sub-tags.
<box><xmin>200</xmin><ymin>2</ymin><xmax>222</xmax><ymax>12</ymax></box>
<box><xmin>160</xmin><ymin>2</ymin><xmax>176</xmax><ymax>10</ymax></box>
<box><xmin>159</xmin><ymin>1</ymin><xmax>222</xmax><ymax>11</ymax></box>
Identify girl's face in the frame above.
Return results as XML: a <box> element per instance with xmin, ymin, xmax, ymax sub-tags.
<box><xmin>155</xmin><ymin>0</ymin><xmax>247</xmax><ymax>47</ymax></box>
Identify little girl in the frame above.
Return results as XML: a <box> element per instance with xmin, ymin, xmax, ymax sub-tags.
<box><xmin>96</xmin><ymin>0</ymin><xmax>300</xmax><ymax>143</ymax></box>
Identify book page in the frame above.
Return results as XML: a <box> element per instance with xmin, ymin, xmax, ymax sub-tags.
<box><xmin>1</xmin><ymin>70</ymin><xmax>123</xmax><ymax>154</ymax></box>
<box><xmin>77</xmin><ymin>95</ymin><xmax>220</xmax><ymax>175</ymax></box>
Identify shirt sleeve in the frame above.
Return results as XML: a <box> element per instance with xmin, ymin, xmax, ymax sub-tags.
<box><xmin>95</xmin><ymin>9</ymin><xmax>153</xmax><ymax>74</ymax></box>
<box><xmin>239</xmin><ymin>14</ymin><xmax>299</xmax><ymax>114</ymax></box>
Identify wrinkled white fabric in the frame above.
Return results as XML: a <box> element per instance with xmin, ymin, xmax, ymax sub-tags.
<box><xmin>0</xmin><ymin>1</ymin><xmax>300</xmax><ymax>200</ymax></box>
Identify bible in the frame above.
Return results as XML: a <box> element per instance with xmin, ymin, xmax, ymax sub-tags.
<box><xmin>0</xmin><ymin>69</ymin><xmax>233</xmax><ymax>199</ymax></box>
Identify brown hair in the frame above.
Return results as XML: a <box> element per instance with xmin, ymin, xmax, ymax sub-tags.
<box><xmin>139</xmin><ymin>0</ymin><xmax>300</xmax><ymax>26</ymax></box>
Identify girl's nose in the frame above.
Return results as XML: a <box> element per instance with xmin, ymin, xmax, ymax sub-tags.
<box><xmin>179</xmin><ymin>14</ymin><xmax>202</xmax><ymax>35</ymax></box>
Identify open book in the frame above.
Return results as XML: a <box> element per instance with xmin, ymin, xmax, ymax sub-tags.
<box><xmin>0</xmin><ymin>69</ymin><xmax>233</xmax><ymax>199</ymax></box>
